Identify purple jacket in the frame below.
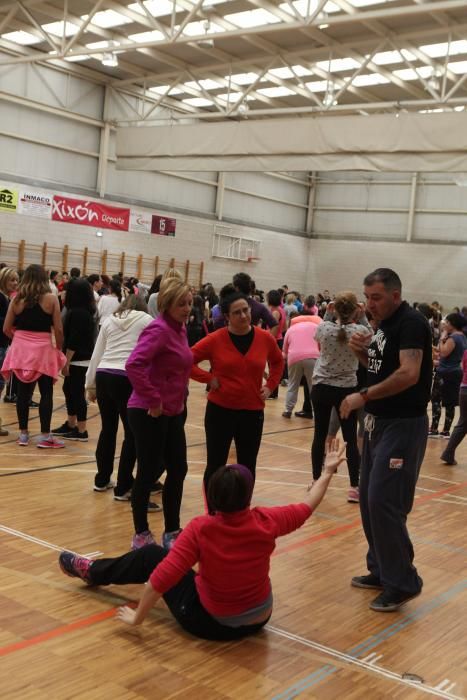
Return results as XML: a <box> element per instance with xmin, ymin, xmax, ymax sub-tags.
<box><xmin>126</xmin><ymin>313</ymin><xmax>193</xmax><ymax>415</ymax></box>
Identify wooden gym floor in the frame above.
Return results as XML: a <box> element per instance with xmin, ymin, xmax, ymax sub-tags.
<box><xmin>0</xmin><ymin>377</ymin><xmax>466</xmax><ymax>700</ymax></box>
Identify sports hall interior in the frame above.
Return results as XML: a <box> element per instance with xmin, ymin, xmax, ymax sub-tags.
<box><xmin>0</xmin><ymin>1</ymin><xmax>466</xmax><ymax>699</ymax></box>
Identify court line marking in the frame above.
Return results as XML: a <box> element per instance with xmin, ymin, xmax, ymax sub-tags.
<box><xmin>434</xmin><ymin>499</ymin><xmax>467</xmax><ymax>506</ymax></box>
<box><xmin>0</xmin><ymin>524</ymin><xmax>103</xmax><ymax>558</ymax></box>
<box><xmin>267</xmin><ymin>624</ymin><xmax>464</xmax><ymax>700</ymax></box>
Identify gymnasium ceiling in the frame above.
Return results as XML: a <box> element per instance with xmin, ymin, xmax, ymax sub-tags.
<box><xmin>0</xmin><ymin>0</ymin><xmax>466</xmax><ymax>121</ymax></box>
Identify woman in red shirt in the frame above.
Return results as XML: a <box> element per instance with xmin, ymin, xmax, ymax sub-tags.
<box><xmin>190</xmin><ymin>292</ymin><xmax>283</xmax><ymax>497</ymax></box>
<box><xmin>58</xmin><ymin>441</ymin><xmax>345</xmax><ymax>641</ymax></box>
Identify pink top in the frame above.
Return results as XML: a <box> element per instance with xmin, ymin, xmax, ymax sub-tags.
<box><xmin>149</xmin><ymin>502</ymin><xmax>312</xmax><ymax>616</ymax></box>
<box><xmin>462</xmin><ymin>349</ymin><xmax>467</xmax><ymax>387</ymax></box>
<box><xmin>283</xmin><ymin>320</ymin><xmax>320</xmax><ymax>366</ymax></box>
<box><xmin>126</xmin><ymin>313</ymin><xmax>193</xmax><ymax>415</ymax></box>
<box><xmin>1</xmin><ymin>330</ymin><xmax>66</xmax><ymax>383</ymax></box>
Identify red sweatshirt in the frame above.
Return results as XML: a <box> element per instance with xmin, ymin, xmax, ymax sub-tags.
<box><xmin>190</xmin><ymin>327</ymin><xmax>284</xmax><ymax>410</ymax></box>
<box><xmin>149</xmin><ymin>503</ymin><xmax>312</xmax><ymax>616</ymax></box>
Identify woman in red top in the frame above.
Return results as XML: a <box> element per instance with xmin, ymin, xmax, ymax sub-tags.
<box><xmin>190</xmin><ymin>292</ymin><xmax>283</xmax><ymax>497</ymax></box>
<box><xmin>58</xmin><ymin>441</ymin><xmax>345</xmax><ymax>641</ymax></box>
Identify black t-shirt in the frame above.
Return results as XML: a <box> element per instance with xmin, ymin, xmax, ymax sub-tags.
<box><xmin>365</xmin><ymin>301</ymin><xmax>433</xmax><ymax>418</ymax></box>
<box><xmin>228</xmin><ymin>328</ymin><xmax>255</xmax><ymax>355</ymax></box>
<box><xmin>63</xmin><ymin>308</ymin><xmax>96</xmax><ymax>361</ymax></box>
<box><xmin>0</xmin><ymin>294</ymin><xmax>9</xmax><ymax>348</ymax></box>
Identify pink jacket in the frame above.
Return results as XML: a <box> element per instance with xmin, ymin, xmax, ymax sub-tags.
<box><xmin>126</xmin><ymin>313</ymin><xmax>193</xmax><ymax>415</ymax></box>
<box><xmin>283</xmin><ymin>319</ymin><xmax>320</xmax><ymax>366</ymax></box>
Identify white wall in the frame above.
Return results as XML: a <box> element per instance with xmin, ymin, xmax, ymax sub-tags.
<box><xmin>307</xmin><ymin>238</ymin><xmax>467</xmax><ymax>309</ymax></box>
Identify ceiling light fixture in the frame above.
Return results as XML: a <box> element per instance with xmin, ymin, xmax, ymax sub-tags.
<box><xmin>197</xmin><ymin>20</ymin><xmax>214</xmax><ymax>49</ymax></box>
<box><xmin>102</xmin><ymin>52</ymin><xmax>118</xmax><ymax>67</ymax></box>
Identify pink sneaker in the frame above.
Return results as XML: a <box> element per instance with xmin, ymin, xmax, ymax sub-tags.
<box><xmin>347</xmin><ymin>487</ymin><xmax>360</xmax><ymax>503</ymax></box>
<box><xmin>131</xmin><ymin>530</ymin><xmax>156</xmax><ymax>550</ymax></box>
<box><xmin>37</xmin><ymin>436</ymin><xmax>65</xmax><ymax>449</ymax></box>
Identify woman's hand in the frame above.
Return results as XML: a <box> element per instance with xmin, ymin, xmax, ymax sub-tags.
<box><xmin>323</xmin><ymin>438</ymin><xmax>347</xmax><ymax>475</ymax></box>
<box><xmin>62</xmin><ymin>363</ymin><xmax>70</xmax><ymax>377</ymax></box>
<box><xmin>260</xmin><ymin>385</ymin><xmax>272</xmax><ymax>401</ymax></box>
<box><xmin>209</xmin><ymin>376</ymin><xmax>220</xmax><ymax>391</ymax></box>
<box><xmin>87</xmin><ymin>390</ymin><xmax>97</xmax><ymax>403</ymax></box>
<box><xmin>147</xmin><ymin>405</ymin><xmax>163</xmax><ymax>418</ymax></box>
<box><xmin>116</xmin><ymin>606</ymin><xmax>140</xmax><ymax>626</ymax></box>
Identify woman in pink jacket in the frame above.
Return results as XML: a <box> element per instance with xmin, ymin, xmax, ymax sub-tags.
<box><xmin>125</xmin><ymin>276</ymin><xmax>193</xmax><ymax>552</ymax></box>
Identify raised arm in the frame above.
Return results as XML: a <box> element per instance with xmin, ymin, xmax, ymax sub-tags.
<box><xmin>303</xmin><ymin>439</ymin><xmax>346</xmax><ymax>511</ymax></box>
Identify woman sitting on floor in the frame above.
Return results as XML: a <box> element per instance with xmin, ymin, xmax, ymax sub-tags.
<box><xmin>58</xmin><ymin>441</ymin><xmax>346</xmax><ymax>642</ymax></box>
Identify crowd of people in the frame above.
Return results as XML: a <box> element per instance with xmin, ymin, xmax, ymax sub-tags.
<box><xmin>0</xmin><ymin>262</ymin><xmax>466</xmax><ymax>637</ymax></box>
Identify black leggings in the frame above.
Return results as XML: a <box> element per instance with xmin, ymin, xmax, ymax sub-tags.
<box><xmin>311</xmin><ymin>383</ymin><xmax>360</xmax><ymax>487</ymax></box>
<box><xmin>63</xmin><ymin>365</ymin><xmax>87</xmax><ymax>421</ymax></box>
<box><xmin>128</xmin><ymin>408</ymin><xmax>188</xmax><ymax>535</ymax></box>
<box><xmin>203</xmin><ymin>401</ymin><xmax>264</xmax><ymax>492</ymax></box>
<box><xmin>95</xmin><ymin>372</ymin><xmax>135</xmax><ymax>493</ymax></box>
<box><xmin>16</xmin><ymin>374</ymin><xmax>54</xmax><ymax>433</ymax></box>
<box><xmin>89</xmin><ymin>544</ymin><xmax>269</xmax><ymax>641</ymax></box>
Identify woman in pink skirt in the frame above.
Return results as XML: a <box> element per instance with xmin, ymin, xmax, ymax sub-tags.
<box><xmin>2</xmin><ymin>264</ymin><xmax>66</xmax><ymax>448</ymax></box>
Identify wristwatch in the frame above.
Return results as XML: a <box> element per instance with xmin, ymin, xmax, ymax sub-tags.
<box><xmin>359</xmin><ymin>387</ymin><xmax>370</xmax><ymax>403</ymax></box>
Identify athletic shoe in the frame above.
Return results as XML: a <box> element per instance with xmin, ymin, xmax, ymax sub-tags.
<box><xmin>162</xmin><ymin>529</ymin><xmax>182</xmax><ymax>550</ymax></box>
<box><xmin>147</xmin><ymin>501</ymin><xmax>162</xmax><ymax>512</ymax></box>
<box><xmin>440</xmin><ymin>431</ymin><xmax>450</xmax><ymax>439</ymax></box>
<box><xmin>131</xmin><ymin>530</ymin><xmax>156</xmax><ymax>550</ymax></box>
<box><xmin>36</xmin><ymin>436</ymin><xmax>65</xmax><ymax>449</ymax></box>
<box><xmin>440</xmin><ymin>454</ymin><xmax>457</xmax><ymax>466</ymax></box>
<box><xmin>17</xmin><ymin>433</ymin><xmax>29</xmax><ymax>447</ymax></box>
<box><xmin>295</xmin><ymin>411</ymin><xmax>314</xmax><ymax>419</ymax></box>
<box><xmin>29</xmin><ymin>400</ymin><xmax>40</xmax><ymax>408</ymax></box>
<box><xmin>59</xmin><ymin>551</ymin><xmax>93</xmax><ymax>583</ymax></box>
<box><xmin>4</xmin><ymin>394</ymin><xmax>17</xmax><ymax>403</ymax></box>
<box><xmin>280</xmin><ymin>379</ymin><xmax>288</xmax><ymax>387</ymax></box>
<box><xmin>93</xmin><ymin>480</ymin><xmax>115</xmax><ymax>492</ymax></box>
<box><xmin>62</xmin><ymin>427</ymin><xmax>88</xmax><ymax>442</ymax></box>
<box><xmin>51</xmin><ymin>422</ymin><xmax>74</xmax><ymax>436</ymax></box>
<box><xmin>369</xmin><ymin>588</ymin><xmax>422</xmax><ymax>612</ymax></box>
<box><xmin>347</xmin><ymin>487</ymin><xmax>359</xmax><ymax>503</ymax></box>
<box><xmin>351</xmin><ymin>573</ymin><xmax>383</xmax><ymax>590</ymax></box>
<box><xmin>114</xmin><ymin>490</ymin><xmax>132</xmax><ymax>501</ymax></box>
<box><xmin>151</xmin><ymin>481</ymin><xmax>164</xmax><ymax>493</ymax></box>
<box><xmin>282</xmin><ymin>411</ymin><xmax>292</xmax><ymax>418</ymax></box>
<box><xmin>428</xmin><ymin>429</ymin><xmax>440</xmax><ymax>438</ymax></box>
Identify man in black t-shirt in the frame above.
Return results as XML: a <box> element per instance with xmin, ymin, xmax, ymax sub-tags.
<box><xmin>340</xmin><ymin>268</ymin><xmax>432</xmax><ymax>612</ymax></box>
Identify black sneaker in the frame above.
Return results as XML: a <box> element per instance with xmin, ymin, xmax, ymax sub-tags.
<box><xmin>369</xmin><ymin>588</ymin><xmax>421</xmax><ymax>612</ymax></box>
<box><xmin>295</xmin><ymin>411</ymin><xmax>314</xmax><ymax>419</ymax></box>
<box><xmin>151</xmin><ymin>481</ymin><xmax>164</xmax><ymax>493</ymax></box>
<box><xmin>351</xmin><ymin>573</ymin><xmax>383</xmax><ymax>590</ymax></box>
<box><xmin>51</xmin><ymin>422</ymin><xmax>73</xmax><ymax>436</ymax></box>
<box><xmin>29</xmin><ymin>400</ymin><xmax>40</xmax><ymax>408</ymax></box>
<box><xmin>59</xmin><ymin>551</ymin><xmax>93</xmax><ymax>583</ymax></box>
<box><xmin>148</xmin><ymin>501</ymin><xmax>162</xmax><ymax>512</ymax></box>
<box><xmin>62</xmin><ymin>427</ymin><xmax>89</xmax><ymax>441</ymax></box>
<box><xmin>3</xmin><ymin>394</ymin><xmax>17</xmax><ymax>403</ymax></box>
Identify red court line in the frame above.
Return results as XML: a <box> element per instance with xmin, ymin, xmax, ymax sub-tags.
<box><xmin>0</xmin><ymin>480</ymin><xmax>466</xmax><ymax>659</ymax></box>
<box><xmin>275</xmin><ymin>478</ymin><xmax>467</xmax><ymax>556</ymax></box>
<box><xmin>0</xmin><ymin>608</ymin><xmax>117</xmax><ymax>658</ymax></box>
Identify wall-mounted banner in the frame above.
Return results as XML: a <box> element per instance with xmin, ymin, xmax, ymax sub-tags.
<box><xmin>52</xmin><ymin>195</ymin><xmax>130</xmax><ymax>231</ymax></box>
<box><xmin>151</xmin><ymin>214</ymin><xmax>176</xmax><ymax>236</ymax></box>
<box><xmin>18</xmin><ymin>189</ymin><xmax>53</xmax><ymax>219</ymax></box>
<box><xmin>0</xmin><ymin>187</ymin><xmax>18</xmax><ymax>213</ymax></box>
<box><xmin>129</xmin><ymin>209</ymin><xmax>152</xmax><ymax>234</ymax></box>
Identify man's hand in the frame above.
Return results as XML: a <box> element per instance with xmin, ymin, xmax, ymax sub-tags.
<box><xmin>348</xmin><ymin>331</ymin><xmax>373</xmax><ymax>354</ymax></box>
<box><xmin>260</xmin><ymin>385</ymin><xmax>272</xmax><ymax>401</ymax></box>
<box><xmin>340</xmin><ymin>392</ymin><xmax>365</xmax><ymax>419</ymax></box>
<box><xmin>87</xmin><ymin>390</ymin><xmax>97</xmax><ymax>403</ymax></box>
<box><xmin>62</xmin><ymin>363</ymin><xmax>70</xmax><ymax>377</ymax></box>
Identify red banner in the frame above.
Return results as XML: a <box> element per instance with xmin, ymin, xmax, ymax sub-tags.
<box><xmin>151</xmin><ymin>214</ymin><xmax>176</xmax><ymax>236</ymax></box>
<box><xmin>52</xmin><ymin>195</ymin><xmax>130</xmax><ymax>231</ymax></box>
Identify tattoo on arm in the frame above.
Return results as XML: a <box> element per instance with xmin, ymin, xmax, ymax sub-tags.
<box><xmin>400</xmin><ymin>349</ymin><xmax>423</xmax><ymax>361</ymax></box>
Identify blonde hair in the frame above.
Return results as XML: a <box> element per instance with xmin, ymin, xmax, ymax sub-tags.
<box><xmin>0</xmin><ymin>267</ymin><xmax>18</xmax><ymax>297</ymax></box>
<box><xmin>334</xmin><ymin>291</ymin><xmax>359</xmax><ymax>344</ymax></box>
<box><xmin>161</xmin><ymin>267</ymin><xmax>183</xmax><ymax>283</ymax></box>
<box><xmin>114</xmin><ymin>293</ymin><xmax>148</xmax><ymax>318</ymax></box>
<box><xmin>286</xmin><ymin>293</ymin><xmax>296</xmax><ymax>304</ymax></box>
<box><xmin>157</xmin><ymin>276</ymin><xmax>191</xmax><ymax>314</ymax></box>
<box><xmin>15</xmin><ymin>264</ymin><xmax>50</xmax><ymax>308</ymax></box>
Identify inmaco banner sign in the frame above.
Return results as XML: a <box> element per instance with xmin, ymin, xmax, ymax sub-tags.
<box><xmin>18</xmin><ymin>189</ymin><xmax>53</xmax><ymax>218</ymax></box>
<box><xmin>52</xmin><ymin>195</ymin><xmax>130</xmax><ymax>231</ymax></box>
